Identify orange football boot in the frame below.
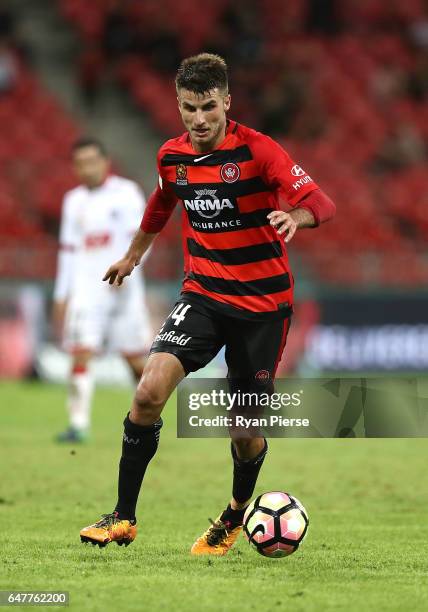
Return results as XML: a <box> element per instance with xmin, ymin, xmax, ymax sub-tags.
<box><xmin>80</xmin><ymin>512</ymin><xmax>137</xmax><ymax>548</ymax></box>
<box><xmin>191</xmin><ymin>516</ymin><xmax>242</xmax><ymax>556</ymax></box>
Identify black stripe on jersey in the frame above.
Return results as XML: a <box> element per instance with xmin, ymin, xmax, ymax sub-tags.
<box><xmin>187</xmin><ymin>272</ymin><xmax>291</xmax><ymax>296</ymax></box>
<box><xmin>171</xmin><ymin>176</ymin><xmax>269</xmax><ymax>199</ymax></box>
<box><xmin>161</xmin><ymin>145</ymin><xmax>252</xmax><ymax>166</ymax></box>
<box><xmin>187</xmin><ymin>238</ymin><xmax>283</xmax><ymax>265</ymax></box>
<box><xmin>189</xmin><ymin>208</ymin><xmax>274</xmax><ymax>233</ymax></box>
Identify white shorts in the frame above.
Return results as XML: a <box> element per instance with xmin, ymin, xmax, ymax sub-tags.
<box><xmin>64</xmin><ymin>286</ymin><xmax>152</xmax><ymax>355</ymax></box>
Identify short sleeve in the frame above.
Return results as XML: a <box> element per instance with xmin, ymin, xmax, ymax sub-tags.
<box><xmin>140</xmin><ymin>146</ymin><xmax>178</xmax><ymax>234</ymax></box>
<box><xmin>156</xmin><ymin>146</ymin><xmax>178</xmax><ymax>200</ymax></box>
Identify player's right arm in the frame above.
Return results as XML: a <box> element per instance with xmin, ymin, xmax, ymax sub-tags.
<box><xmin>52</xmin><ymin>193</ymin><xmax>79</xmax><ymax>340</ymax></box>
<box><xmin>103</xmin><ymin>229</ymin><xmax>158</xmax><ymax>286</ymax></box>
<box><xmin>103</xmin><ymin>164</ymin><xmax>178</xmax><ymax>286</ymax></box>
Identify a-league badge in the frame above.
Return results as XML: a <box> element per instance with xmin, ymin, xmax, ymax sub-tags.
<box><xmin>176</xmin><ymin>163</ymin><xmax>188</xmax><ymax>185</ymax></box>
<box><xmin>220</xmin><ymin>162</ymin><xmax>240</xmax><ymax>183</ymax></box>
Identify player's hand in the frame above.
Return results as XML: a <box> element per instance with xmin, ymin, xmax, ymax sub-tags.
<box><xmin>103</xmin><ymin>257</ymin><xmax>137</xmax><ymax>286</ymax></box>
<box><xmin>267</xmin><ymin>211</ymin><xmax>298</xmax><ymax>243</ymax></box>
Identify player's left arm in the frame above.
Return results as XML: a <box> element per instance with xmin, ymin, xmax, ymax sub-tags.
<box><xmin>104</xmin><ymin>176</ymin><xmax>178</xmax><ymax>286</ymax></box>
<box><xmin>125</xmin><ymin>181</ymin><xmax>152</xmax><ymax>266</ymax></box>
<box><xmin>252</xmin><ymin>134</ymin><xmax>336</xmax><ymax>242</ymax></box>
<box><xmin>268</xmin><ymin>189</ymin><xmax>336</xmax><ymax>243</ymax></box>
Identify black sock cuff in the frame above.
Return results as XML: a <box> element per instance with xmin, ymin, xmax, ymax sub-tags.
<box><xmin>225</xmin><ymin>503</ymin><xmax>246</xmax><ymax>518</ymax></box>
<box><xmin>231</xmin><ymin>438</ymin><xmax>268</xmax><ymax>467</ymax></box>
<box><xmin>220</xmin><ymin>504</ymin><xmax>246</xmax><ymax>526</ymax></box>
<box><xmin>123</xmin><ymin>413</ymin><xmax>163</xmax><ymax>435</ymax></box>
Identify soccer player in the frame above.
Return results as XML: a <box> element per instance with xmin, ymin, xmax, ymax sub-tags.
<box><xmin>53</xmin><ymin>138</ymin><xmax>151</xmax><ymax>443</ymax></box>
<box><xmin>80</xmin><ymin>54</ymin><xmax>335</xmax><ymax>553</ymax></box>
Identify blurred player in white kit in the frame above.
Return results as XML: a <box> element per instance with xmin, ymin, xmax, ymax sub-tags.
<box><xmin>53</xmin><ymin>138</ymin><xmax>151</xmax><ymax>442</ymax></box>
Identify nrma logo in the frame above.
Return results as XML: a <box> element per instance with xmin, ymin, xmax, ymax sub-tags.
<box><xmin>184</xmin><ymin>189</ymin><xmax>234</xmax><ymax>219</ymax></box>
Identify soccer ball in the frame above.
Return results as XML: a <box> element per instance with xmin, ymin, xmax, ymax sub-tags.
<box><xmin>243</xmin><ymin>491</ymin><xmax>309</xmax><ymax>558</ymax></box>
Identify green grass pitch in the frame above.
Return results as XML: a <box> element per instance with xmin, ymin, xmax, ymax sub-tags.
<box><xmin>1</xmin><ymin>381</ymin><xmax>428</xmax><ymax>611</ymax></box>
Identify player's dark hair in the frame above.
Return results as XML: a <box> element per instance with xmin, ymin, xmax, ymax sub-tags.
<box><xmin>175</xmin><ymin>53</ymin><xmax>228</xmax><ymax>95</ymax></box>
<box><xmin>71</xmin><ymin>137</ymin><xmax>108</xmax><ymax>157</ymax></box>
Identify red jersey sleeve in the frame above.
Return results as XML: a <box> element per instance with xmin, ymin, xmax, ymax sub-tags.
<box><xmin>251</xmin><ymin>133</ymin><xmax>319</xmax><ymax>206</ymax></box>
<box><xmin>297</xmin><ymin>188</ymin><xmax>336</xmax><ymax>225</ymax></box>
<box><xmin>140</xmin><ymin>147</ymin><xmax>178</xmax><ymax>233</ymax></box>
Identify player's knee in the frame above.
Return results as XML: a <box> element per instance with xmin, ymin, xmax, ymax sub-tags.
<box><xmin>133</xmin><ymin>381</ymin><xmax>166</xmax><ymax>416</ymax></box>
<box><xmin>124</xmin><ymin>355</ymin><xmax>145</xmax><ymax>381</ymax></box>
<box><xmin>72</xmin><ymin>351</ymin><xmax>92</xmax><ymax>370</ymax></box>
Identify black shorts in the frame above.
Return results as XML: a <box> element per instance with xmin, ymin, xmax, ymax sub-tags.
<box><xmin>150</xmin><ymin>293</ymin><xmax>291</xmax><ymax>387</ymax></box>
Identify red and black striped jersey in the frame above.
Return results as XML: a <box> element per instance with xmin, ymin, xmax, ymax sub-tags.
<box><xmin>142</xmin><ymin>120</ymin><xmax>323</xmax><ymax>320</ymax></box>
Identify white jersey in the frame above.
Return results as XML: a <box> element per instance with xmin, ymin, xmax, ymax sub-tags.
<box><xmin>54</xmin><ymin>175</ymin><xmax>146</xmax><ymax>301</ymax></box>
<box><xmin>54</xmin><ymin>175</ymin><xmax>151</xmax><ymax>353</ymax></box>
